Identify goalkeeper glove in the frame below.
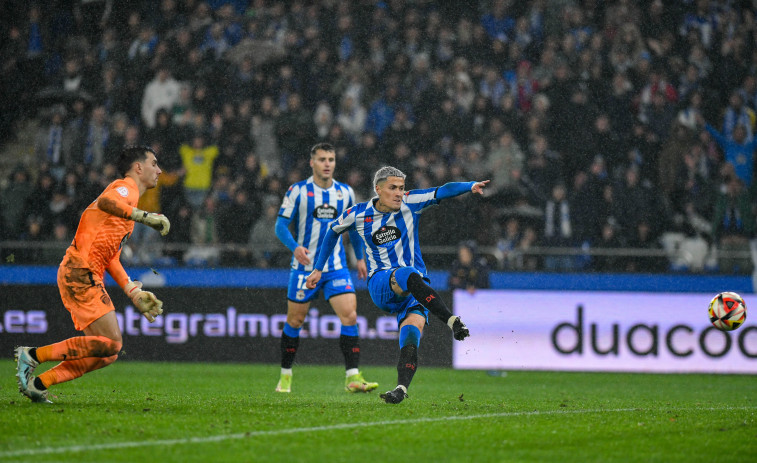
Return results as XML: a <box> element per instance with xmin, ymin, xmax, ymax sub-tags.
<box><xmin>131</xmin><ymin>208</ymin><xmax>170</xmax><ymax>236</ymax></box>
<box><xmin>124</xmin><ymin>279</ymin><xmax>163</xmax><ymax>322</ymax></box>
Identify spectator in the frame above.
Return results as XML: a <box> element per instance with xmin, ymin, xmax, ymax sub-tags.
<box><xmin>336</xmin><ymin>94</ymin><xmax>367</xmax><ymax>144</ymax></box>
<box><xmin>614</xmin><ymin>166</ymin><xmax>658</xmax><ymax>240</ymax></box>
<box><xmin>74</xmin><ymin>105</ymin><xmax>110</xmax><ymax>170</ymax></box>
<box><xmin>34</xmin><ymin>106</ymin><xmax>72</xmax><ymax>182</ymax></box>
<box><xmin>141</xmin><ymin>66</ymin><xmax>181</xmax><ymax>129</ymax></box>
<box><xmin>179</xmin><ymin>133</ymin><xmax>219</xmax><ymax>209</ymax></box>
<box><xmin>541</xmin><ymin>183</ymin><xmax>575</xmax><ymax>271</ymax></box>
<box><xmin>365</xmin><ymin>85</ymin><xmax>400</xmax><ymax>140</ymax></box>
<box><xmin>248</xmin><ymin>197</ymin><xmax>288</xmax><ymax>268</ymax></box>
<box><xmin>701</xmin><ymin>115</ymin><xmax>757</xmax><ymax>187</ymax></box>
<box><xmin>722</xmin><ymin>91</ymin><xmax>755</xmax><ymax>142</ymax></box>
<box><xmin>275</xmin><ymin>93</ymin><xmax>313</xmax><ymax>174</ymax></box>
<box><xmin>448</xmin><ymin>241</ymin><xmax>490</xmax><ymax>294</ymax></box>
<box><xmin>217</xmin><ymin>188</ymin><xmax>257</xmax><ymax>265</ymax></box>
<box><xmin>186</xmin><ymin>195</ymin><xmax>220</xmax><ymax>266</ymax></box>
<box><xmin>313</xmin><ymin>101</ymin><xmax>333</xmax><ymax>139</ymax></box>
<box><xmin>486</xmin><ymin>130</ymin><xmax>525</xmax><ymax>204</ymax></box>
<box><xmin>712</xmin><ymin>176</ymin><xmax>755</xmax><ymax>274</ymax></box>
<box><xmin>1</xmin><ymin>168</ymin><xmax>34</xmax><ymax>240</ymax></box>
<box><xmin>592</xmin><ymin>221</ymin><xmax>625</xmax><ymax>273</ymax></box>
<box><xmin>625</xmin><ymin>221</ymin><xmax>666</xmax><ymax>273</ymax></box>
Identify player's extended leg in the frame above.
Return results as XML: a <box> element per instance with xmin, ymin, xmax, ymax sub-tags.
<box><xmin>380</xmin><ymin>313</ymin><xmax>425</xmax><ymax>404</ymax></box>
<box><xmin>277</xmin><ymin>300</ymin><xmax>310</xmax><ymax>392</ymax></box>
<box><xmin>16</xmin><ymin>311</ymin><xmax>122</xmax><ymax>403</ymax></box>
<box><xmin>391</xmin><ymin>267</ymin><xmax>470</xmax><ymax>340</ymax></box>
<box><xmin>329</xmin><ymin>293</ymin><xmax>378</xmax><ymax>393</ymax></box>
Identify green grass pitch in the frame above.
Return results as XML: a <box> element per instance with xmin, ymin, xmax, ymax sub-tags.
<box><xmin>1</xmin><ymin>360</ymin><xmax>755</xmax><ymax>462</ymax></box>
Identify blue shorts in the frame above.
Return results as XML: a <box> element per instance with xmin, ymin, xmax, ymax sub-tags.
<box><xmin>368</xmin><ymin>268</ymin><xmax>429</xmax><ymax>325</ymax></box>
<box><xmin>287</xmin><ymin>268</ymin><xmax>355</xmax><ymax>303</ymax></box>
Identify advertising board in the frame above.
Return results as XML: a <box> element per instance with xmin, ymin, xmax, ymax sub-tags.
<box><xmin>453</xmin><ymin>290</ymin><xmax>757</xmax><ymax>374</ymax></box>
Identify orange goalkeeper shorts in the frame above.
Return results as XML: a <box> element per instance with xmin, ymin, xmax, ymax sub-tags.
<box><xmin>57</xmin><ymin>255</ymin><xmax>115</xmax><ymax>331</ymax></box>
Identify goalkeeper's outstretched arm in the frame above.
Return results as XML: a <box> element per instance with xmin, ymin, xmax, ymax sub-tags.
<box><xmin>97</xmin><ymin>194</ymin><xmax>170</xmax><ymax>236</ymax></box>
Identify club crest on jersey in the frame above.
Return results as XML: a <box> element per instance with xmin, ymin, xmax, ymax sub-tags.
<box><xmin>372</xmin><ymin>225</ymin><xmax>401</xmax><ymax>247</ymax></box>
<box><xmin>296</xmin><ymin>290</ymin><xmax>305</xmax><ymax>300</ymax></box>
<box><xmin>116</xmin><ymin>186</ymin><xmax>129</xmax><ymax>197</ymax></box>
<box><xmin>313</xmin><ymin>204</ymin><xmax>338</xmax><ymax>221</ymax></box>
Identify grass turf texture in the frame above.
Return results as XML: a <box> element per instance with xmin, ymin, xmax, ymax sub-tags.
<box><xmin>1</xmin><ymin>361</ymin><xmax>755</xmax><ymax>463</ymax></box>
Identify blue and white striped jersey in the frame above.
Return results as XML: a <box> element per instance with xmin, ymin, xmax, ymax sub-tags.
<box><xmin>278</xmin><ymin>176</ymin><xmax>356</xmax><ymax>272</ymax></box>
<box><xmin>330</xmin><ymin>188</ymin><xmax>439</xmax><ymax>278</ymax></box>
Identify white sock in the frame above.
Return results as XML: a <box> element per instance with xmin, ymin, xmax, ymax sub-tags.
<box><xmin>281</xmin><ymin>368</ymin><xmax>292</xmax><ymax>376</ymax></box>
<box><xmin>396</xmin><ymin>385</ymin><xmax>408</xmax><ymax>393</ymax></box>
<box><xmin>447</xmin><ymin>315</ymin><xmax>459</xmax><ymax>329</ymax></box>
<box><xmin>345</xmin><ymin>368</ymin><xmax>359</xmax><ymax>377</ymax></box>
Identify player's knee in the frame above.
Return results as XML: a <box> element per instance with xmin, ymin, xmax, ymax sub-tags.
<box><xmin>399</xmin><ymin>324</ymin><xmax>421</xmax><ymax>348</ymax></box>
<box><xmin>286</xmin><ymin>315</ymin><xmax>305</xmax><ymax>328</ymax></box>
<box><xmin>391</xmin><ymin>267</ymin><xmax>419</xmax><ymax>295</ymax></box>
<box><xmin>92</xmin><ymin>336</ymin><xmax>122</xmax><ymax>357</ymax></box>
<box><xmin>340</xmin><ymin>312</ymin><xmax>357</xmax><ymax>326</ymax></box>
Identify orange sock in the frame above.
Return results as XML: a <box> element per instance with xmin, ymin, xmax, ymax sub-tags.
<box><xmin>36</xmin><ymin>336</ymin><xmax>122</xmax><ymax>363</ymax></box>
<box><xmin>38</xmin><ymin>355</ymin><xmax>118</xmax><ymax>388</ymax></box>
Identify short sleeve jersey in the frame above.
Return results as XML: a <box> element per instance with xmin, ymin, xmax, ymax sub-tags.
<box><xmin>330</xmin><ymin>188</ymin><xmax>439</xmax><ymax>278</ymax></box>
<box><xmin>278</xmin><ymin>177</ymin><xmax>356</xmax><ymax>272</ymax></box>
<box><xmin>67</xmin><ymin>177</ymin><xmax>138</xmax><ymax>279</ymax></box>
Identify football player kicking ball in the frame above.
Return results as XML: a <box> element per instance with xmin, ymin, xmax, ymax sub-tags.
<box><xmin>307</xmin><ymin>166</ymin><xmax>488</xmax><ymax>403</ymax></box>
<box><xmin>15</xmin><ymin>145</ymin><xmax>169</xmax><ymax>403</ymax></box>
<box><xmin>274</xmin><ymin>142</ymin><xmax>377</xmax><ymax>393</ymax></box>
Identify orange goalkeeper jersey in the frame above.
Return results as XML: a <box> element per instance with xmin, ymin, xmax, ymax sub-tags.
<box><xmin>66</xmin><ymin>177</ymin><xmax>138</xmax><ymax>281</ymax></box>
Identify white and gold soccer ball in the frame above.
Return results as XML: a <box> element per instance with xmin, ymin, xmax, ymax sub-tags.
<box><xmin>708</xmin><ymin>292</ymin><xmax>747</xmax><ymax>331</ymax></box>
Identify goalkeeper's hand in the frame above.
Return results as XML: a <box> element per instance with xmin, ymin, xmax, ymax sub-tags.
<box><xmin>124</xmin><ymin>280</ymin><xmax>164</xmax><ymax>322</ymax></box>
<box><xmin>131</xmin><ymin>207</ymin><xmax>170</xmax><ymax>236</ymax></box>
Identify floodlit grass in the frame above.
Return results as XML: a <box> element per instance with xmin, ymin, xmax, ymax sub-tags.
<box><xmin>1</xmin><ymin>360</ymin><xmax>755</xmax><ymax>462</ymax></box>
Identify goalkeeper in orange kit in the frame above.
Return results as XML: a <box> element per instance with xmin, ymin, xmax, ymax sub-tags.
<box><xmin>15</xmin><ymin>145</ymin><xmax>170</xmax><ymax>403</ymax></box>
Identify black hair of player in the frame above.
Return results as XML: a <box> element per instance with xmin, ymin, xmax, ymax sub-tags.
<box><xmin>117</xmin><ymin>145</ymin><xmax>156</xmax><ymax>177</ymax></box>
<box><xmin>310</xmin><ymin>142</ymin><xmax>335</xmax><ymax>158</ymax></box>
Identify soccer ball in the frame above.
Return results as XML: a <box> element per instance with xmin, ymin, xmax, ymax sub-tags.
<box><xmin>708</xmin><ymin>292</ymin><xmax>747</xmax><ymax>331</ymax></box>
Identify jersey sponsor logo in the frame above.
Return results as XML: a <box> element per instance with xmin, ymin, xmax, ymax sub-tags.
<box><xmin>116</xmin><ymin>186</ymin><xmax>129</xmax><ymax>197</ymax></box>
<box><xmin>332</xmin><ymin>278</ymin><xmax>348</xmax><ymax>287</ymax></box>
<box><xmin>372</xmin><ymin>225</ymin><xmax>401</xmax><ymax>247</ymax></box>
<box><xmin>365</xmin><ymin>216</ymin><xmax>373</xmax><ymax>223</ymax></box>
<box><xmin>313</xmin><ymin>204</ymin><xmax>338</xmax><ymax>221</ymax></box>
<box><xmin>307</xmin><ymin>191</ymin><xmax>314</xmax><ymax>197</ymax></box>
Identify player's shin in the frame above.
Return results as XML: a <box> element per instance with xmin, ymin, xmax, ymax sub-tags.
<box><xmin>396</xmin><ymin>324</ymin><xmax>421</xmax><ymax>389</ymax></box>
<box><xmin>280</xmin><ymin>323</ymin><xmax>301</xmax><ymax>369</ymax></box>
<box><xmin>339</xmin><ymin>324</ymin><xmax>360</xmax><ymax>370</ymax></box>
<box><xmin>37</xmin><ymin>354</ymin><xmax>119</xmax><ymax>388</ymax></box>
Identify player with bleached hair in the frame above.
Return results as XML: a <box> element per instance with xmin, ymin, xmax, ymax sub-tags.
<box><xmin>307</xmin><ymin>166</ymin><xmax>489</xmax><ymax>403</ymax></box>
<box><xmin>274</xmin><ymin>142</ymin><xmax>378</xmax><ymax>393</ymax></box>
<box><xmin>15</xmin><ymin>145</ymin><xmax>169</xmax><ymax>403</ymax></box>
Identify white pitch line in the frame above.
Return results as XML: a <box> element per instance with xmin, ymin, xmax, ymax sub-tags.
<box><xmin>1</xmin><ymin>406</ymin><xmax>754</xmax><ymax>459</ymax></box>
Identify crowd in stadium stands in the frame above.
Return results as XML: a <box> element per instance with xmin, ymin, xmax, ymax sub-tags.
<box><xmin>1</xmin><ymin>0</ymin><xmax>757</xmax><ymax>273</ymax></box>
